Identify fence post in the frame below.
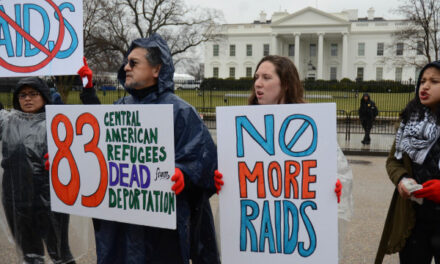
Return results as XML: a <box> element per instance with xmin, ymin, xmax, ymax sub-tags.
<box><xmin>346</xmin><ymin>111</ymin><xmax>351</xmax><ymax>141</ymax></box>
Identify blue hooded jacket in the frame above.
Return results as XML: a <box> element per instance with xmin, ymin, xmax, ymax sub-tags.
<box><xmin>90</xmin><ymin>34</ymin><xmax>220</xmax><ymax>264</ymax></box>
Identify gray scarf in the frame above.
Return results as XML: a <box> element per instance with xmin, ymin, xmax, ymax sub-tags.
<box><xmin>395</xmin><ymin>110</ymin><xmax>440</xmax><ymax>167</ymax></box>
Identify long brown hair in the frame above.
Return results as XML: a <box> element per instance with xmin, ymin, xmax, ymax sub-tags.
<box><xmin>248</xmin><ymin>55</ymin><xmax>305</xmax><ymax>105</ymax></box>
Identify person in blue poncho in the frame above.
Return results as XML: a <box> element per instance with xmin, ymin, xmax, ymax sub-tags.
<box><xmin>78</xmin><ymin>34</ymin><xmax>222</xmax><ymax>264</ymax></box>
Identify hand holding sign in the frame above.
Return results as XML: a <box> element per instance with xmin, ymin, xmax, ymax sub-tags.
<box><xmin>334</xmin><ymin>179</ymin><xmax>342</xmax><ymax>203</ymax></box>
<box><xmin>77</xmin><ymin>57</ymin><xmax>93</xmax><ymax>88</ymax></box>
<box><xmin>44</xmin><ymin>153</ymin><xmax>50</xmax><ymax>171</ymax></box>
<box><xmin>214</xmin><ymin>170</ymin><xmax>224</xmax><ymax>194</ymax></box>
<box><xmin>171</xmin><ymin>168</ymin><xmax>185</xmax><ymax>195</ymax></box>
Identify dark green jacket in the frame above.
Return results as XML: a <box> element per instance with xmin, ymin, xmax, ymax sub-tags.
<box><xmin>375</xmin><ymin>142</ymin><xmax>416</xmax><ymax>263</ymax></box>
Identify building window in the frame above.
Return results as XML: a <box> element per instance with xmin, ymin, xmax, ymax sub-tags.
<box><xmin>246</xmin><ymin>44</ymin><xmax>252</xmax><ymax>56</ymax></box>
<box><xmin>330</xmin><ymin>67</ymin><xmax>337</xmax><ymax>80</ymax></box>
<box><xmin>396</xmin><ymin>43</ymin><xmax>404</xmax><ymax>56</ymax></box>
<box><xmin>246</xmin><ymin>67</ymin><xmax>252</xmax><ymax>78</ymax></box>
<box><xmin>213</xmin><ymin>44</ymin><xmax>219</xmax><ymax>56</ymax></box>
<box><xmin>330</xmin><ymin>44</ymin><xmax>338</xmax><ymax>56</ymax></box>
<box><xmin>229</xmin><ymin>67</ymin><xmax>235</xmax><ymax>78</ymax></box>
<box><xmin>358</xmin><ymin>43</ymin><xmax>365</xmax><ymax>56</ymax></box>
<box><xmin>377</xmin><ymin>43</ymin><xmax>384</xmax><ymax>56</ymax></box>
<box><xmin>395</xmin><ymin>67</ymin><xmax>403</xmax><ymax>82</ymax></box>
<box><xmin>229</xmin><ymin>45</ymin><xmax>235</xmax><ymax>56</ymax></box>
<box><xmin>310</xmin><ymin>44</ymin><xmax>316</xmax><ymax>57</ymax></box>
<box><xmin>356</xmin><ymin>67</ymin><xmax>364</xmax><ymax>81</ymax></box>
<box><xmin>417</xmin><ymin>41</ymin><xmax>424</xmax><ymax>55</ymax></box>
<box><xmin>263</xmin><ymin>44</ymin><xmax>269</xmax><ymax>56</ymax></box>
<box><xmin>376</xmin><ymin>67</ymin><xmax>383</xmax><ymax>81</ymax></box>
<box><xmin>288</xmin><ymin>44</ymin><xmax>295</xmax><ymax>57</ymax></box>
<box><xmin>213</xmin><ymin>67</ymin><xmax>219</xmax><ymax>78</ymax></box>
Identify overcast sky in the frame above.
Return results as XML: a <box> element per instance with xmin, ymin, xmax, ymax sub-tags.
<box><xmin>185</xmin><ymin>0</ymin><xmax>405</xmax><ymax>23</ymax></box>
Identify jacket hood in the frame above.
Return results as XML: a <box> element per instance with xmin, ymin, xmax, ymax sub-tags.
<box><xmin>117</xmin><ymin>33</ymin><xmax>175</xmax><ymax>95</ymax></box>
<box><xmin>415</xmin><ymin>60</ymin><xmax>440</xmax><ymax>97</ymax></box>
<box><xmin>13</xmin><ymin>77</ymin><xmax>51</xmax><ymax>110</ymax></box>
<box><xmin>361</xmin><ymin>93</ymin><xmax>371</xmax><ymax>103</ymax></box>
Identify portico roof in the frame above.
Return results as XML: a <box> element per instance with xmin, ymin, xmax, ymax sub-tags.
<box><xmin>271</xmin><ymin>7</ymin><xmax>350</xmax><ymax>27</ymax></box>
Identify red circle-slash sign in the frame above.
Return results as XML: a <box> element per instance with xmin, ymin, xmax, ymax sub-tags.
<box><xmin>0</xmin><ymin>0</ymin><xmax>65</xmax><ymax>73</ymax></box>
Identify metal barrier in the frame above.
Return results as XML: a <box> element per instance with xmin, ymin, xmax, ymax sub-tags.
<box><xmin>345</xmin><ymin>110</ymin><xmax>400</xmax><ymax>140</ymax></box>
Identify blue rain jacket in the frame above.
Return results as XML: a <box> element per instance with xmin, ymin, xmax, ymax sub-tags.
<box><xmin>90</xmin><ymin>34</ymin><xmax>220</xmax><ymax>264</ymax></box>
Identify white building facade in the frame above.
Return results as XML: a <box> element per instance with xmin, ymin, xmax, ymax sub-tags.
<box><xmin>204</xmin><ymin>7</ymin><xmax>421</xmax><ymax>82</ymax></box>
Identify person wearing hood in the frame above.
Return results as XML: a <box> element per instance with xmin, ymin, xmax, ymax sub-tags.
<box><xmin>0</xmin><ymin>77</ymin><xmax>75</xmax><ymax>263</ymax></box>
<box><xmin>358</xmin><ymin>93</ymin><xmax>378</xmax><ymax>145</ymax></box>
<box><xmin>48</xmin><ymin>79</ymin><xmax>63</xmax><ymax>105</ymax></box>
<box><xmin>375</xmin><ymin>61</ymin><xmax>440</xmax><ymax>263</ymax></box>
<box><xmin>79</xmin><ymin>33</ymin><xmax>222</xmax><ymax>264</ymax></box>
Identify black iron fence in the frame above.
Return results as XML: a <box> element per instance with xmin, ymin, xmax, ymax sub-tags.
<box><xmin>0</xmin><ymin>78</ymin><xmax>412</xmax><ymax>141</ymax></box>
<box><xmin>339</xmin><ymin>110</ymin><xmax>400</xmax><ymax>139</ymax></box>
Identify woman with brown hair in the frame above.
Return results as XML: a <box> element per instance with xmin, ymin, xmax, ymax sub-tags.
<box><xmin>248</xmin><ymin>55</ymin><xmax>305</xmax><ymax>105</ymax></box>
<box><xmin>249</xmin><ymin>55</ymin><xmax>353</xmax><ymax>256</ymax></box>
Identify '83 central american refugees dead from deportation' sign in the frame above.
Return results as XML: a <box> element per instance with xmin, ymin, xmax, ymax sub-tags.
<box><xmin>216</xmin><ymin>103</ymin><xmax>338</xmax><ymax>264</ymax></box>
<box><xmin>46</xmin><ymin>105</ymin><xmax>176</xmax><ymax>229</ymax></box>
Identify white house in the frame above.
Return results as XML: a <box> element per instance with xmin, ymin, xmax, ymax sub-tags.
<box><xmin>204</xmin><ymin>7</ymin><xmax>422</xmax><ymax>82</ymax></box>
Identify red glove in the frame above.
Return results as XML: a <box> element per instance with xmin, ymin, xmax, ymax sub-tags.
<box><xmin>413</xmin><ymin>179</ymin><xmax>440</xmax><ymax>203</ymax></box>
<box><xmin>171</xmin><ymin>168</ymin><xmax>185</xmax><ymax>195</ymax></box>
<box><xmin>77</xmin><ymin>57</ymin><xmax>93</xmax><ymax>88</ymax></box>
<box><xmin>334</xmin><ymin>179</ymin><xmax>342</xmax><ymax>203</ymax></box>
<box><xmin>44</xmin><ymin>153</ymin><xmax>50</xmax><ymax>171</ymax></box>
<box><xmin>214</xmin><ymin>170</ymin><xmax>224</xmax><ymax>194</ymax></box>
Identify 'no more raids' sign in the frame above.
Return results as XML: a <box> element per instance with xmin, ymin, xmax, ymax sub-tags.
<box><xmin>216</xmin><ymin>103</ymin><xmax>338</xmax><ymax>263</ymax></box>
<box><xmin>46</xmin><ymin>105</ymin><xmax>176</xmax><ymax>229</ymax></box>
<box><xmin>0</xmin><ymin>0</ymin><xmax>83</xmax><ymax>77</ymax></box>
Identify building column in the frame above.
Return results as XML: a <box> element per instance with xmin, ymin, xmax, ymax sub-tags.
<box><xmin>294</xmin><ymin>33</ymin><xmax>301</xmax><ymax>70</ymax></box>
<box><xmin>342</xmin><ymin>32</ymin><xmax>348</xmax><ymax>79</ymax></box>
<box><xmin>317</xmin><ymin>32</ymin><xmax>324</xmax><ymax>80</ymax></box>
<box><xmin>271</xmin><ymin>33</ymin><xmax>278</xmax><ymax>55</ymax></box>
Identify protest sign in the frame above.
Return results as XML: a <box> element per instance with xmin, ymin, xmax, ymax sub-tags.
<box><xmin>0</xmin><ymin>0</ymin><xmax>83</xmax><ymax>77</ymax></box>
<box><xmin>46</xmin><ymin>105</ymin><xmax>176</xmax><ymax>229</ymax></box>
<box><xmin>216</xmin><ymin>103</ymin><xmax>338</xmax><ymax>263</ymax></box>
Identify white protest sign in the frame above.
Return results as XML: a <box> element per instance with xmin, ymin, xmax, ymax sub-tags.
<box><xmin>216</xmin><ymin>103</ymin><xmax>338</xmax><ymax>263</ymax></box>
<box><xmin>0</xmin><ymin>0</ymin><xmax>83</xmax><ymax>77</ymax></box>
<box><xmin>46</xmin><ymin>105</ymin><xmax>176</xmax><ymax>229</ymax></box>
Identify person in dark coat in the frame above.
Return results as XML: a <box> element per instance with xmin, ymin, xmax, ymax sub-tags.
<box><xmin>47</xmin><ymin>79</ymin><xmax>63</xmax><ymax>104</ymax></box>
<box><xmin>1</xmin><ymin>77</ymin><xmax>74</xmax><ymax>263</ymax></box>
<box><xmin>358</xmin><ymin>93</ymin><xmax>378</xmax><ymax>144</ymax></box>
<box><xmin>49</xmin><ymin>87</ymin><xmax>63</xmax><ymax>104</ymax></box>
<box><xmin>78</xmin><ymin>34</ymin><xmax>221</xmax><ymax>264</ymax></box>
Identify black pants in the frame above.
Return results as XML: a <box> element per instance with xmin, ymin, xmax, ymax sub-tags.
<box><xmin>3</xmin><ymin>200</ymin><xmax>75</xmax><ymax>264</ymax></box>
<box><xmin>93</xmin><ymin>219</ymin><xmax>184</xmax><ymax>264</ymax></box>
<box><xmin>399</xmin><ymin>217</ymin><xmax>440</xmax><ymax>264</ymax></box>
<box><xmin>361</xmin><ymin>119</ymin><xmax>373</xmax><ymax>143</ymax></box>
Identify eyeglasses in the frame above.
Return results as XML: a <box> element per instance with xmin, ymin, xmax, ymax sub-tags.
<box><xmin>18</xmin><ymin>92</ymin><xmax>41</xmax><ymax>99</ymax></box>
<box><xmin>124</xmin><ymin>59</ymin><xmax>139</xmax><ymax>68</ymax></box>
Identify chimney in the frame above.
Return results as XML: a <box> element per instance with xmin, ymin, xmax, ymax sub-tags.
<box><xmin>367</xmin><ymin>7</ymin><xmax>375</xmax><ymax>20</ymax></box>
<box><xmin>345</xmin><ymin>9</ymin><xmax>358</xmax><ymax>20</ymax></box>
<box><xmin>259</xmin><ymin>11</ymin><xmax>267</xmax><ymax>23</ymax></box>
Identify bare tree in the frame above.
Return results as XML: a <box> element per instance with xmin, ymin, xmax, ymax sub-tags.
<box><xmin>184</xmin><ymin>62</ymin><xmax>204</xmax><ymax>80</ymax></box>
<box><xmin>388</xmin><ymin>0</ymin><xmax>440</xmax><ymax>67</ymax></box>
<box><xmin>83</xmin><ymin>0</ymin><xmax>223</xmax><ymax>71</ymax></box>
